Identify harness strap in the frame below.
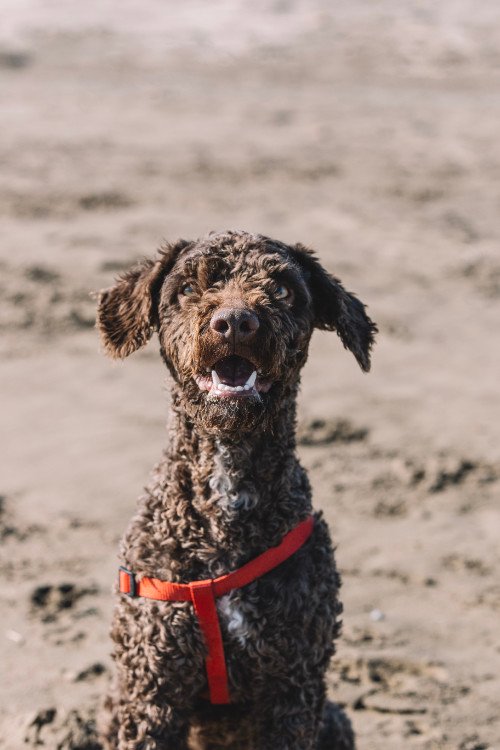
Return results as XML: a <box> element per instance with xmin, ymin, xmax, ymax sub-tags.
<box><xmin>118</xmin><ymin>515</ymin><xmax>314</xmax><ymax>704</ymax></box>
<box><xmin>189</xmin><ymin>580</ymin><xmax>230</xmax><ymax>704</ymax></box>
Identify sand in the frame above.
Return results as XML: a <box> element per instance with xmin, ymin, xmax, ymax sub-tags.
<box><xmin>1</xmin><ymin>2</ymin><xmax>499</xmax><ymax>748</ymax></box>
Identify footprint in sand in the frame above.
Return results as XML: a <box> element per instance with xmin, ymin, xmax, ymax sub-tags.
<box><xmin>297</xmin><ymin>418</ymin><xmax>369</xmax><ymax>446</ymax></box>
<box><xmin>30</xmin><ymin>582</ymin><xmax>99</xmax><ymax>624</ymax></box>
<box><xmin>24</xmin><ymin>707</ymin><xmax>100</xmax><ymax>749</ymax></box>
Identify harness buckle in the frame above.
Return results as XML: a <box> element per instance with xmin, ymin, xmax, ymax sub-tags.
<box><xmin>119</xmin><ymin>566</ymin><xmax>137</xmax><ymax>597</ymax></box>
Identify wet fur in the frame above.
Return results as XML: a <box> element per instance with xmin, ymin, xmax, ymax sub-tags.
<box><xmin>96</xmin><ymin>231</ymin><xmax>376</xmax><ymax>749</ymax></box>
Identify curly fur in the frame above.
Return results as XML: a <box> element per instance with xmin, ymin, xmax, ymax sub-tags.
<box><xmin>96</xmin><ymin>230</ymin><xmax>376</xmax><ymax>749</ymax></box>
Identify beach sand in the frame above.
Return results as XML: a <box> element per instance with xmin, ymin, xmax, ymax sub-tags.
<box><xmin>1</xmin><ymin>2</ymin><xmax>499</xmax><ymax>747</ymax></box>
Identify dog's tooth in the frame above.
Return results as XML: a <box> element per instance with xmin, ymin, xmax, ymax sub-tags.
<box><xmin>211</xmin><ymin>370</ymin><xmax>221</xmax><ymax>386</ymax></box>
<box><xmin>236</xmin><ymin>386</ymin><xmax>243</xmax><ymax>391</ymax></box>
<box><xmin>245</xmin><ymin>371</ymin><xmax>257</xmax><ymax>388</ymax></box>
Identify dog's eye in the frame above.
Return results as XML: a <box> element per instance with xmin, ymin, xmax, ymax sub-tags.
<box><xmin>275</xmin><ymin>284</ymin><xmax>290</xmax><ymax>300</ymax></box>
<box><xmin>181</xmin><ymin>283</ymin><xmax>195</xmax><ymax>297</ymax></box>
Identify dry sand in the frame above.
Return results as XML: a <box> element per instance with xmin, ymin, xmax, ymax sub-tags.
<box><xmin>1</xmin><ymin>2</ymin><xmax>499</xmax><ymax>748</ymax></box>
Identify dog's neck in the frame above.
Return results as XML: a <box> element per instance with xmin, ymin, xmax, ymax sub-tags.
<box><xmin>123</xmin><ymin>383</ymin><xmax>312</xmax><ymax>578</ymax></box>
<box><xmin>167</xmin><ymin>384</ymin><xmax>310</xmax><ymax>519</ymax></box>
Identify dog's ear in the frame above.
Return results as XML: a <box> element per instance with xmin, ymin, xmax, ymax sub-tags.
<box><xmin>291</xmin><ymin>243</ymin><xmax>377</xmax><ymax>372</ymax></box>
<box><xmin>96</xmin><ymin>239</ymin><xmax>190</xmax><ymax>359</ymax></box>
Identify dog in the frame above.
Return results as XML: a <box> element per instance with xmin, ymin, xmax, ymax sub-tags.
<box><xmin>96</xmin><ymin>230</ymin><xmax>376</xmax><ymax>749</ymax></box>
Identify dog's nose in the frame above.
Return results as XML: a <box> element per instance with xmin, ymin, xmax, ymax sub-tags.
<box><xmin>210</xmin><ymin>307</ymin><xmax>260</xmax><ymax>343</ymax></box>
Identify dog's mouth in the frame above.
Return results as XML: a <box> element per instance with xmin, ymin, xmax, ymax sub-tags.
<box><xmin>194</xmin><ymin>355</ymin><xmax>273</xmax><ymax>399</ymax></box>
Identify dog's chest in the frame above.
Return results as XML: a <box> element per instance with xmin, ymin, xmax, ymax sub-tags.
<box><xmin>217</xmin><ymin>593</ymin><xmax>249</xmax><ymax>646</ymax></box>
<box><xmin>206</xmin><ymin>442</ymin><xmax>260</xmax><ymax>647</ymax></box>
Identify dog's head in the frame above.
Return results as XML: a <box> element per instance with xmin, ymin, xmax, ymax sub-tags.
<box><xmin>97</xmin><ymin>231</ymin><xmax>376</xmax><ymax>434</ymax></box>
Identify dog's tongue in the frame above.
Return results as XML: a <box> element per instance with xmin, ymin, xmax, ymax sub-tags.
<box><xmin>214</xmin><ymin>356</ymin><xmax>254</xmax><ymax>386</ymax></box>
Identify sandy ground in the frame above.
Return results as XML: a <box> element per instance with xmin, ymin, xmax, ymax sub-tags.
<box><xmin>1</xmin><ymin>1</ymin><xmax>500</xmax><ymax>748</ymax></box>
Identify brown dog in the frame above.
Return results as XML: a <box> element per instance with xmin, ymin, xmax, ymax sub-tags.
<box><xmin>96</xmin><ymin>230</ymin><xmax>376</xmax><ymax>749</ymax></box>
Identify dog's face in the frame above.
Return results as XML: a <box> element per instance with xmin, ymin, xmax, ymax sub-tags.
<box><xmin>97</xmin><ymin>231</ymin><xmax>376</xmax><ymax>435</ymax></box>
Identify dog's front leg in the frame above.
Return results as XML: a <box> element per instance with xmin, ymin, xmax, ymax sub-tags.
<box><xmin>100</xmin><ymin>600</ymin><xmax>206</xmax><ymax>749</ymax></box>
<box><xmin>253</xmin><ymin>681</ymin><xmax>324</xmax><ymax>750</ymax></box>
<box><xmin>100</xmin><ymin>690</ymin><xmax>190</xmax><ymax>750</ymax></box>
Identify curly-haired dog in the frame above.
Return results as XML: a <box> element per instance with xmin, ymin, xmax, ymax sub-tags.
<box><xmin>96</xmin><ymin>230</ymin><xmax>376</xmax><ymax>750</ymax></box>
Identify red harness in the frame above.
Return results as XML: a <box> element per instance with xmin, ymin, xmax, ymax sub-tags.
<box><xmin>118</xmin><ymin>515</ymin><xmax>314</xmax><ymax>704</ymax></box>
